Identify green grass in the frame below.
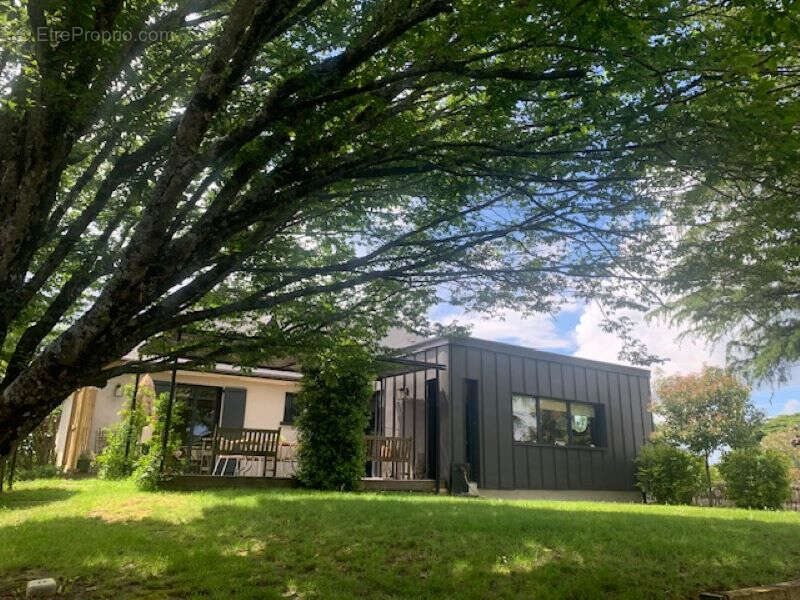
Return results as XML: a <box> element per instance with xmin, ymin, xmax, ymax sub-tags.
<box><xmin>1</xmin><ymin>480</ymin><xmax>799</xmax><ymax>599</ymax></box>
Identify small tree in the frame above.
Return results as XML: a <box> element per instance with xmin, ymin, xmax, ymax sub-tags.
<box><xmin>635</xmin><ymin>443</ymin><xmax>705</xmax><ymax>504</ymax></box>
<box><xmin>95</xmin><ymin>384</ymin><xmax>150</xmax><ymax>479</ymax></box>
<box><xmin>296</xmin><ymin>341</ymin><xmax>374</xmax><ymax>491</ymax></box>
<box><xmin>653</xmin><ymin>366</ymin><xmax>763</xmax><ymax>503</ymax></box>
<box><xmin>719</xmin><ymin>448</ymin><xmax>791</xmax><ymax>510</ymax></box>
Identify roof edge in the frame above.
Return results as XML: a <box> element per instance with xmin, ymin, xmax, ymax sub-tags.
<box><xmin>399</xmin><ymin>336</ymin><xmax>650</xmax><ymax>377</ymax></box>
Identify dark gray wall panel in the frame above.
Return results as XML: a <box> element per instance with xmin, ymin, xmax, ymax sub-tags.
<box><xmin>510</xmin><ymin>355</ymin><xmax>524</xmax><ymax>393</ymax></box>
<box><xmin>562</xmin><ymin>363</ymin><xmax>576</xmax><ymax>400</ymax></box>
<box><xmin>567</xmin><ymin>448</ymin><xmax>582</xmax><ymax>488</ymax></box>
<box><xmin>513</xmin><ymin>444</ymin><xmax>528</xmax><ymax>488</ymax></box>
<box><xmin>481</xmin><ymin>350</ymin><xmax>499</xmax><ymax>489</ymax></box>
<box><xmin>409</xmin><ymin>338</ymin><xmax>652</xmax><ymax>492</ymax></box>
<box><xmin>549</xmin><ymin>362</ymin><xmax>563</xmax><ymax>398</ymax></box>
<box><xmin>537</xmin><ymin>361</ymin><xmax>551</xmax><ymax>396</ymax></box>
<box><xmin>524</xmin><ymin>359</ymin><xmax>539</xmax><ymax>395</ymax></box>
<box><xmin>575</xmin><ymin>366</ymin><xmax>588</xmax><ymax>403</ymax></box>
<box><xmin>449</xmin><ymin>345</ymin><xmax>466</xmax><ymax>467</ymax></box>
<box><xmin>495</xmin><ymin>353</ymin><xmax>514</xmax><ymax>489</ymax></box>
<box><xmin>540</xmin><ymin>446</ymin><xmax>556</xmax><ymax>488</ymax></box>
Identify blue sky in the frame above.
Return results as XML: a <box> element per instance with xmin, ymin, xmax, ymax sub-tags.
<box><xmin>432</xmin><ymin>301</ymin><xmax>800</xmax><ymax>419</ymax></box>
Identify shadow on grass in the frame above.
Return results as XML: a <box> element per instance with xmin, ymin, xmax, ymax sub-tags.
<box><xmin>1</xmin><ymin>490</ymin><xmax>800</xmax><ymax>599</ymax></box>
<box><xmin>0</xmin><ymin>487</ymin><xmax>76</xmax><ymax>510</ymax></box>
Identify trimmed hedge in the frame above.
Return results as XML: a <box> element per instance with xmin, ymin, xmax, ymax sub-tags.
<box><xmin>719</xmin><ymin>447</ymin><xmax>791</xmax><ymax>510</ymax></box>
<box><xmin>635</xmin><ymin>443</ymin><xmax>705</xmax><ymax>504</ymax></box>
<box><xmin>296</xmin><ymin>342</ymin><xmax>374</xmax><ymax>491</ymax></box>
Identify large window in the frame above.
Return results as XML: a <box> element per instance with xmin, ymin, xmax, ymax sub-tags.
<box><xmin>540</xmin><ymin>399</ymin><xmax>568</xmax><ymax>445</ymax></box>
<box><xmin>570</xmin><ymin>402</ymin><xmax>599</xmax><ymax>447</ymax></box>
<box><xmin>512</xmin><ymin>395</ymin><xmax>604</xmax><ymax>447</ymax></box>
<box><xmin>512</xmin><ymin>394</ymin><xmax>537</xmax><ymax>442</ymax></box>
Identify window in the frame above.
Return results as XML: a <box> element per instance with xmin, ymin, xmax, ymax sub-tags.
<box><xmin>540</xmin><ymin>399</ymin><xmax>568</xmax><ymax>445</ymax></box>
<box><xmin>571</xmin><ymin>402</ymin><xmax>601</xmax><ymax>447</ymax></box>
<box><xmin>512</xmin><ymin>394</ymin><xmax>537</xmax><ymax>442</ymax></box>
<box><xmin>282</xmin><ymin>392</ymin><xmax>298</xmax><ymax>425</ymax></box>
<box><xmin>511</xmin><ymin>395</ymin><xmax>605</xmax><ymax>448</ymax></box>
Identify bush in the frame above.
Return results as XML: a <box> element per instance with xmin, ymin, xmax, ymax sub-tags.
<box><xmin>635</xmin><ymin>443</ymin><xmax>705</xmax><ymax>504</ymax></box>
<box><xmin>133</xmin><ymin>389</ymin><xmax>184</xmax><ymax>491</ymax></box>
<box><xmin>95</xmin><ymin>385</ymin><xmax>149</xmax><ymax>479</ymax></box>
<box><xmin>13</xmin><ymin>464</ymin><xmax>62</xmax><ymax>481</ymax></box>
<box><xmin>296</xmin><ymin>341</ymin><xmax>374</xmax><ymax>491</ymax></box>
<box><xmin>719</xmin><ymin>447</ymin><xmax>791</xmax><ymax>509</ymax></box>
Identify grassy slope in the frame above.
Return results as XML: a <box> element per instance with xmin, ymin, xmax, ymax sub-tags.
<box><xmin>1</xmin><ymin>480</ymin><xmax>799</xmax><ymax>599</ymax></box>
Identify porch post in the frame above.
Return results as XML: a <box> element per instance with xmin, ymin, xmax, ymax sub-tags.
<box><xmin>123</xmin><ymin>373</ymin><xmax>141</xmax><ymax>467</ymax></box>
<box><xmin>434</xmin><ymin>367</ymin><xmax>441</xmax><ymax>494</ymax></box>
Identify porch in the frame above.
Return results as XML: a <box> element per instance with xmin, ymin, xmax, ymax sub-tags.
<box><xmin>159</xmin><ymin>355</ymin><xmax>445</xmax><ymax>489</ymax></box>
<box><xmin>161</xmin><ymin>474</ymin><xmax>436</xmax><ymax>492</ymax></box>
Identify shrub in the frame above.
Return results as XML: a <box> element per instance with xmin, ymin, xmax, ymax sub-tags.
<box><xmin>719</xmin><ymin>447</ymin><xmax>791</xmax><ymax>509</ymax></box>
<box><xmin>95</xmin><ymin>385</ymin><xmax>149</xmax><ymax>479</ymax></box>
<box><xmin>635</xmin><ymin>443</ymin><xmax>705</xmax><ymax>504</ymax></box>
<box><xmin>133</xmin><ymin>389</ymin><xmax>184</xmax><ymax>491</ymax></box>
<box><xmin>13</xmin><ymin>464</ymin><xmax>62</xmax><ymax>481</ymax></box>
<box><xmin>296</xmin><ymin>341</ymin><xmax>374</xmax><ymax>491</ymax></box>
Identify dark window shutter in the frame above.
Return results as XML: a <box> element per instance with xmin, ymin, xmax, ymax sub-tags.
<box><xmin>154</xmin><ymin>381</ymin><xmax>173</xmax><ymax>399</ymax></box>
<box><xmin>282</xmin><ymin>392</ymin><xmax>297</xmax><ymax>425</ymax></box>
<box><xmin>221</xmin><ymin>388</ymin><xmax>246</xmax><ymax>428</ymax></box>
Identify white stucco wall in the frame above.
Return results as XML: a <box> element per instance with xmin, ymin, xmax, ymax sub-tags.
<box><xmin>92</xmin><ymin>374</ymin><xmax>135</xmax><ymax>450</ymax></box>
<box><xmin>153</xmin><ymin>370</ymin><xmax>301</xmax><ymax>442</ymax></box>
<box><xmin>54</xmin><ymin>369</ymin><xmax>302</xmax><ymax>463</ymax></box>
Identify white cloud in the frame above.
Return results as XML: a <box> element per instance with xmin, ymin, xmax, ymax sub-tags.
<box><xmin>572</xmin><ymin>302</ymin><xmax>726</xmax><ymax>375</ymax></box>
<box><xmin>435</xmin><ymin>307</ymin><xmax>575</xmax><ymax>350</ymax></box>
<box><xmin>779</xmin><ymin>398</ymin><xmax>800</xmax><ymax>415</ymax></box>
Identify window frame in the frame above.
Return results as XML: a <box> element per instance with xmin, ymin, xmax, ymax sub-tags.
<box><xmin>511</xmin><ymin>394</ymin><xmax>606</xmax><ymax>449</ymax></box>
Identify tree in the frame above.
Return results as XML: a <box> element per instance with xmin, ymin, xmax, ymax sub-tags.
<box><xmin>760</xmin><ymin>414</ymin><xmax>800</xmax><ymax>484</ymax></box>
<box><xmin>653</xmin><ymin>366</ymin><xmax>764</xmax><ymax>502</ymax></box>
<box><xmin>647</xmin><ymin>4</ymin><xmax>800</xmax><ymax>384</ymax></box>
<box><xmin>634</xmin><ymin>443</ymin><xmax>705</xmax><ymax>505</ymax></box>
<box><xmin>295</xmin><ymin>340</ymin><xmax>373</xmax><ymax>490</ymax></box>
<box><xmin>0</xmin><ymin>0</ymin><xmax>792</xmax><ymax>457</ymax></box>
<box><xmin>719</xmin><ymin>448</ymin><xmax>791</xmax><ymax>510</ymax></box>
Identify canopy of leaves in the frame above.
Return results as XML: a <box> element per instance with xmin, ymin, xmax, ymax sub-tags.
<box><xmin>647</xmin><ymin>2</ymin><xmax>800</xmax><ymax>384</ymax></box>
<box><xmin>0</xmin><ymin>0</ymin><xmax>797</xmax><ymax>452</ymax></box>
<box><xmin>652</xmin><ymin>366</ymin><xmax>763</xmax><ymax>456</ymax></box>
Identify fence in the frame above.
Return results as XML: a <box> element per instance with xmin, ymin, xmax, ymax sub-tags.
<box><xmin>692</xmin><ymin>485</ymin><xmax>800</xmax><ymax>511</ymax></box>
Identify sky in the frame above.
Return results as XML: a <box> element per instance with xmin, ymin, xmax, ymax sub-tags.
<box><xmin>431</xmin><ymin>301</ymin><xmax>800</xmax><ymax>419</ymax></box>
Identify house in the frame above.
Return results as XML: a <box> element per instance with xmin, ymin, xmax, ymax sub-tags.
<box><xmin>54</xmin><ymin>336</ymin><xmax>652</xmax><ymax>495</ymax></box>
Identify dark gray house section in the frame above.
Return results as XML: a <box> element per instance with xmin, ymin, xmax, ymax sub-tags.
<box><xmin>394</xmin><ymin>337</ymin><xmax>652</xmax><ymax>491</ymax></box>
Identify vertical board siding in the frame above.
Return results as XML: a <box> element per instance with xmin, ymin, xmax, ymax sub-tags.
<box><xmin>449</xmin><ymin>345</ymin><xmax>466</xmax><ymax>467</ymax></box>
<box><xmin>481</xmin><ymin>351</ymin><xmax>499</xmax><ymax>489</ymax></box>
<box><xmin>442</xmin><ymin>340</ymin><xmax>650</xmax><ymax>492</ymax></box>
<box><xmin>495</xmin><ymin>353</ymin><xmax>514</xmax><ymax>489</ymax></box>
<box><xmin>540</xmin><ymin>447</ymin><xmax>557</xmax><ymax>489</ymax></box>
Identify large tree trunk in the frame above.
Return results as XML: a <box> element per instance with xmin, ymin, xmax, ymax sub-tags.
<box><xmin>0</xmin><ymin>354</ymin><xmax>102</xmax><ymax>458</ymax></box>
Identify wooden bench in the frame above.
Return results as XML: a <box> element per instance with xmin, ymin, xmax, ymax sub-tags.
<box><xmin>365</xmin><ymin>435</ymin><xmax>413</xmax><ymax>480</ymax></box>
<box><xmin>212</xmin><ymin>427</ymin><xmax>281</xmax><ymax>477</ymax></box>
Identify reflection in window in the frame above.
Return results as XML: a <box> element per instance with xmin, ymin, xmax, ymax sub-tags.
<box><xmin>571</xmin><ymin>402</ymin><xmax>599</xmax><ymax>447</ymax></box>
<box><xmin>540</xmin><ymin>399</ymin><xmax>568</xmax><ymax>445</ymax></box>
<box><xmin>512</xmin><ymin>394</ymin><xmax>537</xmax><ymax>442</ymax></box>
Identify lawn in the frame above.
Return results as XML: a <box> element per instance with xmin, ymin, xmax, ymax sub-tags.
<box><xmin>1</xmin><ymin>480</ymin><xmax>799</xmax><ymax>599</ymax></box>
